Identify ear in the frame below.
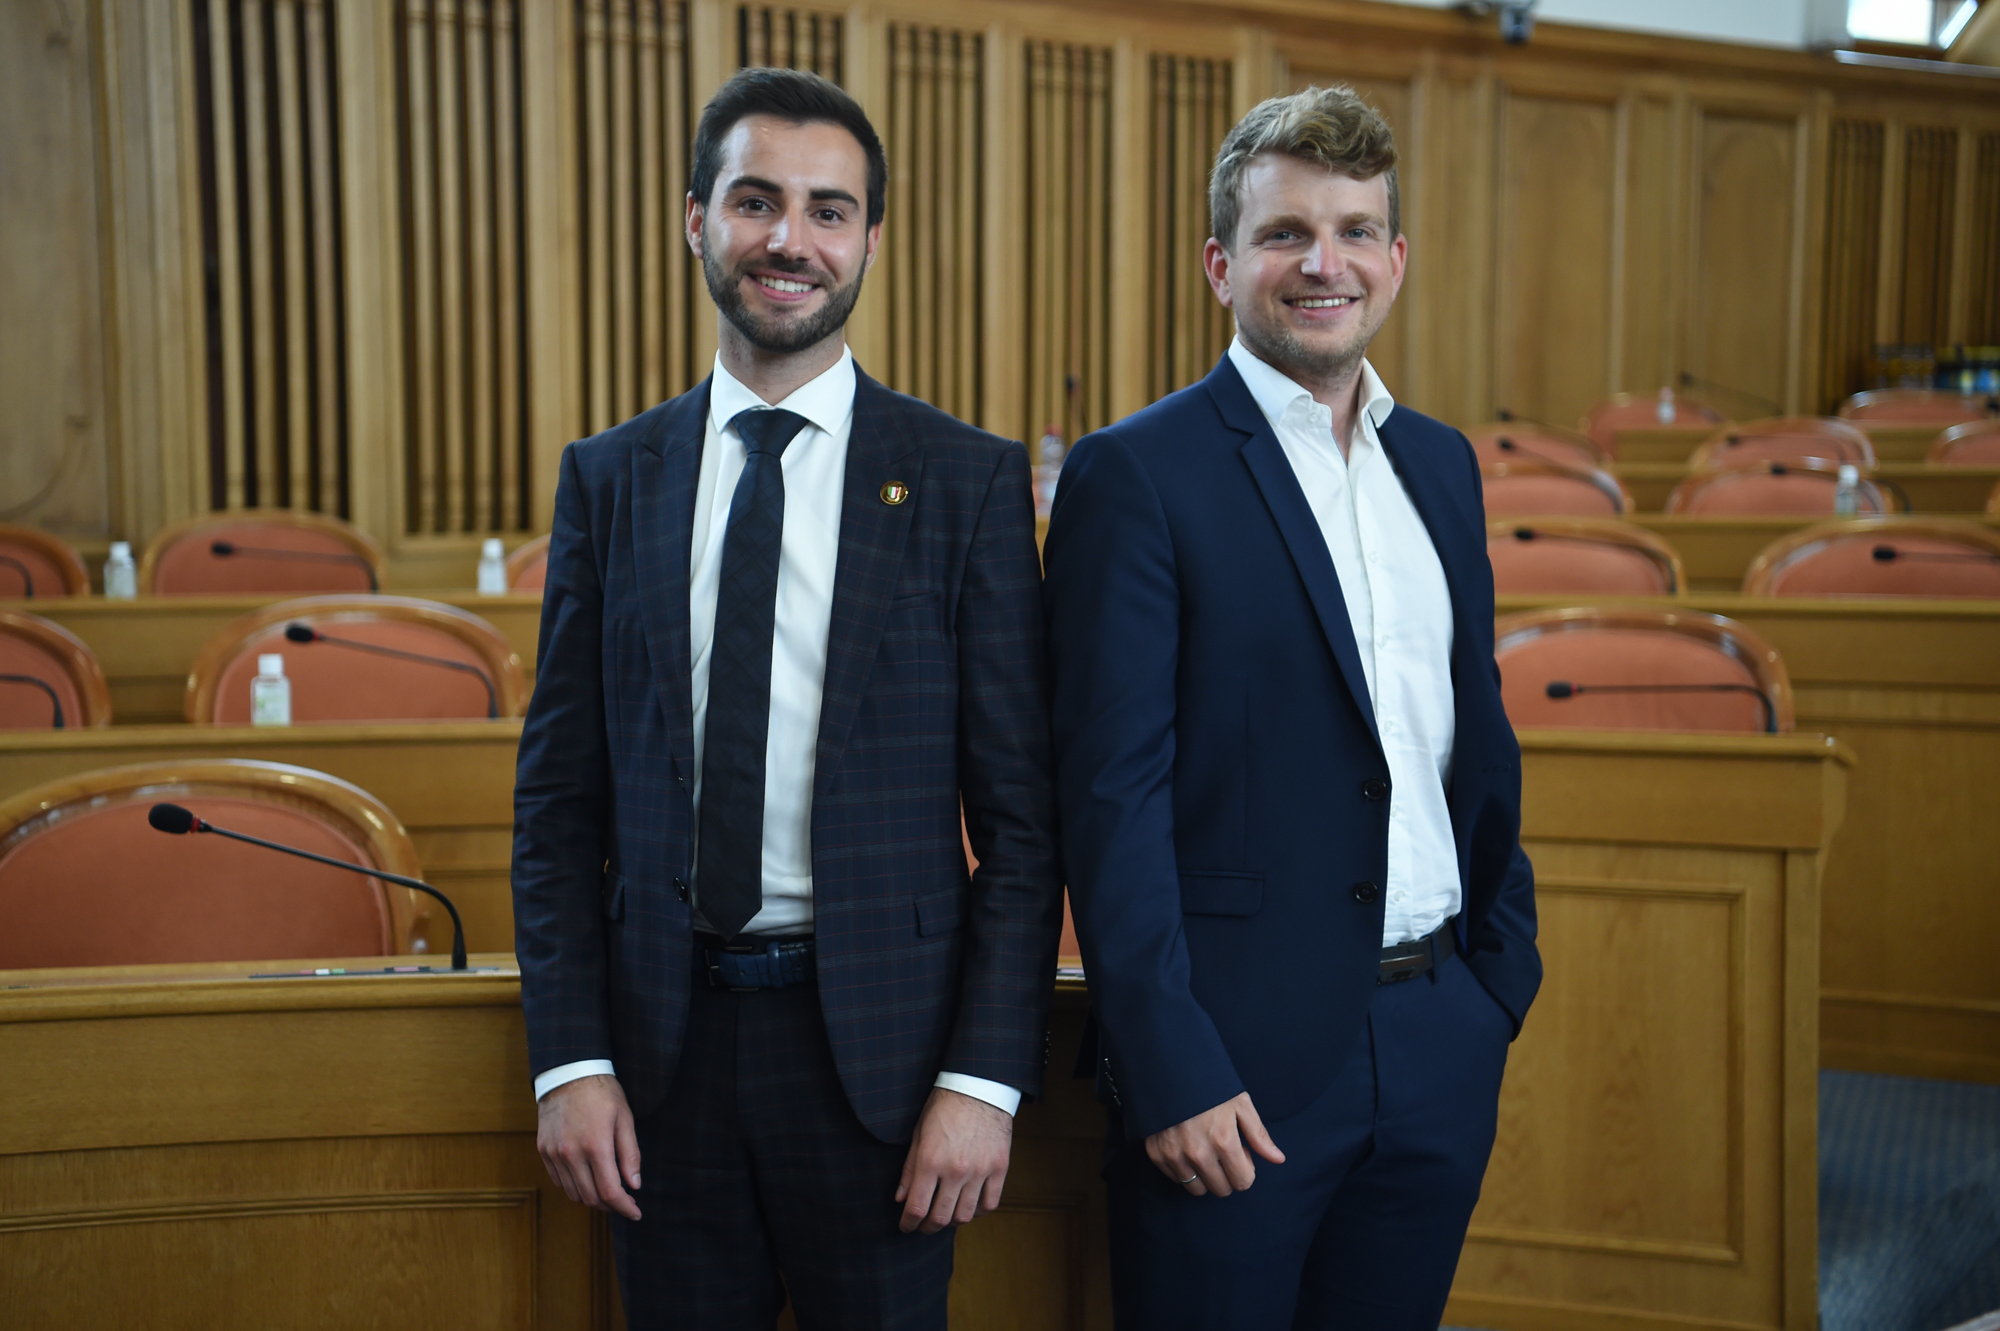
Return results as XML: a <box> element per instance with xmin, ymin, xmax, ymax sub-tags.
<box><xmin>685</xmin><ymin>192</ymin><xmax>705</xmax><ymax>258</ymax></box>
<box><xmin>1202</xmin><ymin>237</ymin><xmax>1234</xmax><ymax>309</ymax></box>
<box><xmin>861</xmin><ymin>220</ymin><xmax>882</xmax><ymax>275</ymax></box>
<box><xmin>1386</xmin><ymin>232</ymin><xmax>1408</xmax><ymax>303</ymax></box>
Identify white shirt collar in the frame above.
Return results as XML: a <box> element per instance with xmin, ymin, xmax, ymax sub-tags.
<box><xmin>707</xmin><ymin>347</ymin><xmax>857</xmax><ymax>440</ymax></box>
<box><xmin>1226</xmin><ymin>336</ymin><xmax>1396</xmax><ymax>438</ymax></box>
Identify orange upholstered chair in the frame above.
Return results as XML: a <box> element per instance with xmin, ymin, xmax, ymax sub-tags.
<box><xmin>1742</xmin><ymin>518</ymin><xmax>2000</xmax><ymax>599</ymax></box>
<box><xmin>0</xmin><ymin>759</ymin><xmax>429</xmax><ymax>969</ymax></box>
<box><xmin>185</xmin><ymin>594</ymin><xmax>526</xmax><ymax>723</ymax></box>
<box><xmin>1838</xmin><ymin>389</ymin><xmax>1999</xmax><ymax>425</ymax></box>
<box><xmin>1481</xmin><ymin>462</ymin><xmax>1631</xmax><ymax>518</ymax></box>
<box><xmin>0</xmin><ymin>611</ymin><xmax>112</xmax><ymax>729</ymax></box>
<box><xmin>1495</xmin><ymin>607</ymin><xmax>1793</xmax><ymax>734</ymax></box>
<box><xmin>1687</xmin><ymin>418</ymin><xmax>1875</xmax><ymax>470</ymax></box>
<box><xmin>1485</xmin><ymin>519</ymin><xmax>1683</xmax><ymax>595</ymax></box>
<box><xmin>140</xmin><ymin>509</ymin><xmax>384</xmax><ymax>595</ymax></box>
<box><xmin>1928</xmin><ymin>420</ymin><xmax>2000</xmax><ymax>466</ymax></box>
<box><xmin>0</xmin><ymin>525</ymin><xmax>90</xmax><ymax>599</ymax></box>
<box><xmin>1463</xmin><ymin>424</ymin><xmax>1605</xmax><ymax>471</ymax></box>
<box><xmin>1666</xmin><ymin>461</ymin><xmax>1896</xmax><ymax>516</ymax></box>
<box><xmin>506</xmin><ymin>535</ymin><xmax>550</xmax><ymax>591</ymax></box>
<box><xmin>1582</xmin><ymin>393</ymin><xmax>1726</xmax><ymax>453</ymax></box>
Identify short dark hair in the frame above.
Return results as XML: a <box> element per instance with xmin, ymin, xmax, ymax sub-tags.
<box><xmin>689</xmin><ymin>67</ymin><xmax>888</xmax><ymax>228</ymax></box>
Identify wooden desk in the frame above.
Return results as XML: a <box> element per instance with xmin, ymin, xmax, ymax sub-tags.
<box><xmin>1448</xmin><ymin>732</ymin><xmax>1847</xmax><ymax>1331</ymax></box>
<box><xmin>1613</xmin><ymin>422</ymin><xmax>1947</xmax><ymax>466</ymax></box>
<box><xmin>0</xmin><ymin>722</ymin><xmax>521</xmax><ymax>955</ymax></box>
<box><xmin>1</xmin><ymin>592</ymin><xmax>544</xmax><ymax>725</ymax></box>
<box><xmin>1501</xmin><ymin>594</ymin><xmax>2000</xmax><ymax>1086</ymax></box>
<box><xmin>1624</xmin><ymin>516</ymin><xmax>2000</xmax><ymax>593</ymax></box>
<box><xmin>1613</xmin><ymin>463</ymin><xmax>2000</xmax><ymax>516</ymax></box>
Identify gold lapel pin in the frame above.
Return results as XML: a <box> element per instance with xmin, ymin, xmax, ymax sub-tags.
<box><xmin>880</xmin><ymin>481</ymin><xmax>910</xmax><ymax>506</ymax></box>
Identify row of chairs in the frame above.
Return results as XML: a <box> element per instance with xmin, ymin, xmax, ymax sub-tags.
<box><xmin>0</xmin><ymin>595</ymin><xmax>527</xmax><ymax>730</ymax></box>
<box><xmin>1480</xmin><ymin>457</ymin><xmax>2000</xmax><ymax>518</ymax></box>
<box><xmin>1487</xmin><ymin>516</ymin><xmax>2000</xmax><ymax>598</ymax></box>
<box><xmin>0</xmin><ymin>514</ymin><xmax>551</xmax><ymax>600</ymax></box>
<box><xmin>1487</xmin><ymin>413</ymin><xmax>2000</xmax><ymax>470</ymax></box>
<box><xmin>1581</xmin><ymin>387</ymin><xmax>1998</xmax><ymax>453</ymax></box>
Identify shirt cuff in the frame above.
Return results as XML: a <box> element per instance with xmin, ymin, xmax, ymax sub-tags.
<box><xmin>534</xmin><ymin>1059</ymin><xmax>617</xmax><ymax>1102</ymax></box>
<box><xmin>934</xmin><ymin>1072</ymin><xmax>1022</xmax><ymax>1117</ymax></box>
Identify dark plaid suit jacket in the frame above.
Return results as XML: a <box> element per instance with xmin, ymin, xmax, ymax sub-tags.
<box><xmin>512</xmin><ymin>368</ymin><xmax>1062</xmax><ymax>1143</ymax></box>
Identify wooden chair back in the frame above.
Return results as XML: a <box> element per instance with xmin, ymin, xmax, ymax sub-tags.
<box><xmin>140</xmin><ymin>510</ymin><xmax>385</xmax><ymax>595</ymax></box>
<box><xmin>0</xmin><ymin>610</ymin><xmax>112</xmax><ymax>729</ymax></box>
<box><xmin>1688</xmin><ymin>418</ymin><xmax>1875</xmax><ymax>470</ymax></box>
<box><xmin>1742</xmin><ymin>518</ymin><xmax>2000</xmax><ymax>599</ymax></box>
<box><xmin>1480</xmin><ymin>461</ymin><xmax>1632</xmax><ymax>518</ymax></box>
<box><xmin>1485</xmin><ymin>519</ymin><xmax>1683</xmax><ymax>595</ymax></box>
<box><xmin>0</xmin><ymin>525</ymin><xmax>91</xmax><ymax>599</ymax></box>
<box><xmin>1666</xmin><ymin>461</ymin><xmax>1896</xmax><ymax>516</ymax></box>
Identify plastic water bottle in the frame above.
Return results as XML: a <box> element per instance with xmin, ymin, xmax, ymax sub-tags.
<box><xmin>1655</xmin><ymin>386</ymin><xmax>1676</xmax><ymax>425</ymax></box>
<box><xmin>1833</xmin><ymin>464</ymin><xmax>1862</xmax><ymax>515</ymax></box>
<box><xmin>476</xmin><ymin>537</ymin><xmax>508</xmax><ymax>594</ymax></box>
<box><xmin>1033</xmin><ymin>427</ymin><xmax>1065</xmax><ymax>518</ymax></box>
<box><xmin>103</xmin><ymin>541</ymin><xmax>137</xmax><ymax>599</ymax></box>
<box><xmin>250</xmin><ymin>653</ymin><xmax>292</xmax><ymax>726</ymax></box>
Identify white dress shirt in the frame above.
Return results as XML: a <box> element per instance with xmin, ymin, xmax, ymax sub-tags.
<box><xmin>536</xmin><ymin>351</ymin><xmax>1018</xmax><ymax>1115</ymax></box>
<box><xmin>1226</xmin><ymin>338</ymin><xmax>1462</xmax><ymax>945</ymax></box>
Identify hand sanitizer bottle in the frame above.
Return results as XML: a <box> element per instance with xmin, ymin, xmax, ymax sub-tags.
<box><xmin>251</xmin><ymin>653</ymin><xmax>291</xmax><ymax>726</ymax></box>
<box><xmin>1833</xmin><ymin>464</ymin><xmax>1862</xmax><ymax>515</ymax></box>
<box><xmin>103</xmin><ymin>541</ymin><xmax>137</xmax><ymax>599</ymax></box>
<box><xmin>477</xmin><ymin>538</ymin><xmax>508</xmax><ymax>594</ymax></box>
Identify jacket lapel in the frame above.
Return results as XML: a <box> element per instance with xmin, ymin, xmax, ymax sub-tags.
<box><xmin>814</xmin><ymin>368</ymin><xmax>922</xmax><ymax>796</ymax></box>
<box><xmin>1208</xmin><ymin>358</ymin><xmax>1380</xmax><ymax>747</ymax></box>
<box><xmin>634</xmin><ymin>381</ymin><xmax>709</xmax><ymax>770</ymax></box>
<box><xmin>1376</xmin><ymin>409</ymin><xmax>1481</xmax><ymax>687</ymax></box>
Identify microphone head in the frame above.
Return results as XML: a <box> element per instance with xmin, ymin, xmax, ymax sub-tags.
<box><xmin>1496</xmin><ymin>408</ymin><xmax>1516</xmax><ymax>422</ymax></box>
<box><xmin>1545</xmin><ymin>681</ymin><xmax>1577</xmax><ymax>699</ymax></box>
<box><xmin>1497</xmin><ymin>437</ymin><xmax>1518</xmax><ymax>451</ymax></box>
<box><xmin>1872</xmin><ymin>544</ymin><xmax>1898</xmax><ymax>562</ymax></box>
<box><xmin>148</xmin><ymin>803</ymin><xmax>200</xmax><ymax>835</ymax></box>
<box><xmin>1511</xmin><ymin>527</ymin><xmax>1538</xmax><ymax>542</ymax></box>
<box><xmin>210</xmin><ymin>540</ymin><xmax>236</xmax><ymax>556</ymax></box>
<box><xmin>283</xmin><ymin>622</ymin><xmax>318</xmax><ymax>644</ymax></box>
<box><xmin>1769</xmin><ymin>463</ymin><xmax>1790</xmax><ymax>475</ymax></box>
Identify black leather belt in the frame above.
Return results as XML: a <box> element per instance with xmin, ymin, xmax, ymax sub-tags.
<box><xmin>696</xmin><ymin>932</ymin><xmax>816</xmax><ymax>991</ymax></box>
<box><xmin>1377</xmin><ymin>919</ymin><xmax>1457</xmax><ymax>985</ymax></box>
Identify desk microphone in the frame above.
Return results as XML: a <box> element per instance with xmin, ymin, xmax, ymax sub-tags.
<box><xmin>0</xmin><ymin>673</ymin><xmax>64</xmax><ymax>727</ymax></box>
<box><xmin>1718</xmin><ymin>431</ymin><xmax>1868</xmax><ymax>464</ymax></box>
<box><xmin>282</xmin><ymin>622</ymin><xmax>498</xmax><ymax>718</ymax></box>
<box><xmin>0</xmin><ymin>553</ymin><xmax>33</xmax><ymax>598</ymax></box>
<box><xmin>1494</xmin><ymin>408</ymin><xmax>1601</xmax><ymax>452</ymax></box>
<box><xmin>147</xmin><ymin>801</ymin><xmax>467</xmax><ymax>969</ymax></box>
<box><xmin>1872</xmin><ymin>544</ymin><xmax>2000</xmax><ymax>565</ymax></box>
<box><xmin>1678</xmin><ymin>372</ymin><xmax>1782</xmax><ymax>418</ymax></box>
<box><xmin>1494</xmin><ymin>436</ymin><xmax>1578</xmax><ymax>470</ymax></box>
<box><xmin>209</xmin><ymin>540</ymin><xmax>379</xmax><ymax>592</ymax></box>
<box><xmin>1507</xmin><ymin>526</ymin><xmax>1613</xmax><ymax>547</ymax></box>
<box><xmin>1544</xmin><ymin>678</ymin><xmax>1778</xmax><ymax>734</ymax></box>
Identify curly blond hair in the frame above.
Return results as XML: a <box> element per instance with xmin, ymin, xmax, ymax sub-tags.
<box><xmin>1209</xmin><ymin>85</ymin><xmax>1399</xmax><ymax>250</ymax></box>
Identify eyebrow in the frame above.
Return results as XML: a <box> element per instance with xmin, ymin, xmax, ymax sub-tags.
<box><xmin>724</xmin><ymin>175</ymin><xmax>861</xmax><ymax>209</ymax></box>
<box><xmin>1252</xmin><ymin>210</ymin><xmax>1385</xmax><ymax>233</ymax></box>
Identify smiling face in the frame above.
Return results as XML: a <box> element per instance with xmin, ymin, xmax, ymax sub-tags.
<box><xmin>687</xmin><ymin>114</ymin><xmax>880</xmax><ymax>363</ymax></box>
<box><xmin>1203</xmin><ymin>152</ymin><xmax>1406</xmax><ymax>395</ymax></box>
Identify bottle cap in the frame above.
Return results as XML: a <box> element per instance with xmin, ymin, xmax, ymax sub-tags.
<box><xmin>258</xmin><ymin>654</ymin><xmax>285</xmax><ymax>676</ymax></box>
<box><xmin>1838</xmin><ymin>463</ymin><xmax>1859</xmax><ymax>482</ymax></box>
<box><xmin>110</xmin><ymin>541</ymin><xmax>132</xmax><ymax>559</ymax></box>
<box><xmin>482</xmin><ymin>538</ymin><xmax>504</xmax><ymax>558</ymax></box>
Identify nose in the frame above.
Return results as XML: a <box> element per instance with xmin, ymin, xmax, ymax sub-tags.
<box><xmin>766</xmin><ymin>204</ymin><xmax>811</xmax><ymax>261</ymax></box>
<box><xmin>1300</xmin><ymin>229</ymin><xmax>1344</xmax><ymax>279</ymax></box>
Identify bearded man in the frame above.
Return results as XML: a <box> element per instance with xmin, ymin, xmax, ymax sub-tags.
<box><xmin>512</xmin><ymin>66</ymin><xmax>1061</xmax><ymax>1331</ymax></box>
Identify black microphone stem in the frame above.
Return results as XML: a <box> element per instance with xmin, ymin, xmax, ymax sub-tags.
<box><xmin>0</xmin><ymin>674</ymin><xmax>64</xmax><ymax>728</ymax></box>
<box><xmin>301</xmin><ymin>631</ymin><xmax>499</xmax><ymax>718</ymax></box>
<box><xmin>202</xmin><ymin>823</ymin><xmax>467</xmax><ymax>969</ymax></box>
<box><xmin>0</xmin><ymin>553</ymin><xmax>34</xmax><ymax>598</ymax></box>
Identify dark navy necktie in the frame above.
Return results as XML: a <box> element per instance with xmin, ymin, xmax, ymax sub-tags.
<box><xmin>697</xmin><ymin>407</ymin><xmax>811</xmax><ymax>941</ymax></box>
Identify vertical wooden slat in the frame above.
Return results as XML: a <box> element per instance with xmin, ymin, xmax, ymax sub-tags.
<box><xmin>522</xmin><ymin>0</ymin><xmax>582</xmax><ymax>529</ymax></box>
<box><xmin>1174</xmin><ymin>59</ymin><xmax>1197</xmax><ymax>391</ymax></box>
<box><xmin>954</xmin><ymin>32</ymin><xmax>979</xmax><ymax>421</ymax></box>
<box><xmin>609</xmin><ymin>0</ymin><xmax>637</xmax><ymax>420</ymax></box>
<box><xmin>1147</xmin><ymin>57</ymin><xmax>1169</xmax><ymax>402</ymax></box>
<box><xmin>913</xmin><ymin>29</ymin><xmax>937</xmax><ymax>401</ymax></box>
<box><xmin>273</xmin><ymin>0</ymin><xmax>309</xmax><ymax>507</ymax></box>
<box><xmin>435</xmin><ymin>0</ymin><xmax>468</xmax><ymax>531</ymax></box>
<box><xmin>636</xmin><ymin>0</ymin><xmax>665</xmax><ymax>408</ymax></box>
<box><xmin>465</xmin><ymin>0</ymin><xmax>497</xmax><ymax>530</ymax></box>
<box><xmin>979</xmin><ymin>24</ymin><xmax>1023</xmax><ymax>439</ymax></box>
<box><xmin>242</xmin><ymin>0</ymin><xmax>278</xmax><ymax>506</ymax></box>
<box><xmin>888</xmin><ymin>26</ymin><xmax>914</xmax><ymax>393</ymax></box>
<box><xmin>663</xmin><ymin>1</ymin><xmax>690</xmax><ymax>393</ymax></box>
<box><xmin>302</xmin><ymin>0</ymin><xmax>342</xmax><ymax>513</ymax></box>
<box><xmin>583</xmin><ymin>0</ymin><xmax>613</xmax><ymax>431</ymax></box>
<box><xmin>492</xmin><ymin>0</ymin><xmax>523</xmax><ymax>527</ymax></box>
<box><xmin>209</xmin><ymin>0</ymin><xmax>248</xmax><ymax>509</ymax></box>
<box><xmin>406</xmin><ymin>0</ymin><xmax>440</xmax><ymax>531</ymax></box>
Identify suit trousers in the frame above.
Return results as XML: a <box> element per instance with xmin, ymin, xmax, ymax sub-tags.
<box><xmin>609</xmin><ymin>950</ymin><xmax>954</xmax><ymax>1331</ymax></box>
<box><xmin>1103</xmin><ymin>950</ymin><xmax>1512</xmax><ymax>1331</ymax></box>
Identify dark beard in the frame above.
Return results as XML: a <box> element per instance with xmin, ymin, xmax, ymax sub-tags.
<box><xmin>703</xmin><ymin>250</ymin><xmax>865</xmax><ymax>354</ymax></box>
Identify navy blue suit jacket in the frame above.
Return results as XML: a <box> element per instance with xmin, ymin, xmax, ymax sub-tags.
<box><xmin>1043</xmin><ymin>357</ymin><xmax>1540</xmax><ymax>1140</ymax></box>
<box><xmin>512</xmin><ymin>369</ymin><xmax>1062</xmax><ymax>1143</ymax></box>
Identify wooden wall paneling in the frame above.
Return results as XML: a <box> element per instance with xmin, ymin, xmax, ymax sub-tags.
<box><xmin>243</xmin><ymin>0</ymin><xmax>281</xmax><ymax>508</ymax></box>
<box><xmin>1819</xmin><ymin>118</ymin><xmax>1886</xmax><ymax>410</ymax></box>
<box><xmin>337</xmin><ymin>0</ymin><xmax>407</xmax><ymax>545</ymax></box>
<box><xmin>1104</xmin><ymin>40</ymin><xmax>1150</xmax><ymax>430</ymax></box>
<box><xmin>492</xmin><ymin>0</ymin><xmax>524</xmax><ymax>529</ymax></box>
<box><xmin>1143</xmin><ymin>54</ymin><xmax>1232</xmax><ymax>404</ymax></box>
<box><xmin>304</xmin><ymin>0</ymin><xmax>343</xmax><ymax>515</ymax></box>
<box><xmin>203</xmin><ymin>0</ymin><xmax>248</xmax><ymax>510</ymax></box>
<box><xmin>1971</xmin><ymin>132</ymin><xmax>2000</xmax><ymax>342</ymax></box>
<box><xmin>404</xmin><ymin>0</ymin><xmax>443</xmax><ymax>530</ymax></box>
<box><xmin>581</xmin><ymin>0</ymin><xmax>614</xmax><ymax>436</ymax></box>
<box><xmin>1428</xmin><ymin>68</ymin><xmax>1499</xmax><ymax>428</ymax></box>
<box><xmin>520</xmin><ymin>0</ymin><xmax>583</xmax><ymax>531</ymax></box>
<box><xmin>1898</xmin><ymin>123</ymin><xmax>1959</xmax><ymax>347</ymax></box>
<box><xmin>273</xmin><ymin>0</ymin><xmax>309</xmax><ymax>511</ymax></box>
<box><xmin>1616</xmin><ymin>85</ymin><xmax>1682</xmax><ymax>400</ymax></box>
<box><xmin>1685</xmin><ymin>101</ymin><xmax>1809</xmax><ymax>419</ymax></box>
<box><xmin>437</xmin><ymin>0</ymin><xmax>470</xmax><ymax>534</ymax></box>
<box><xmin>1874</xmin><ymin>115</ymin><xmax>1907</xmax><ymax>348</ymax></box>
<box><xmin>1022</xmin><ymin>40</ymin><xmax>1112</xmax><ymax>448</ymax></box>
<box><xmin>1491</xmin><ymin>84</ymin><xmax>1619</xmax><ymax>429</ymax></box>
<box><xmin>465</xmin><ymin>0</ymin><xmax>498</xmax><ymax>532</ymax></box>
<box><xmin>979</xmin><ymin>25</ymin><xmax>1025</xmax><ymax>439</ymax></box>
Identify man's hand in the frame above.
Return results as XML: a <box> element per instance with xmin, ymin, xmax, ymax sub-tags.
<box><xmin>895</xmin><ymin>1087</ymin><xmax>1014</xmax><ymax>1234</ymax></box>
<box><xmin>537</xmin><ymin>1074</ymin><xmax>643</xmax><ymax>1221</ymax></box>
<box><xmin>1144</xmin><ymin>1091</ymin><xmax>1285</xmax><ymax>1198</ymax></box>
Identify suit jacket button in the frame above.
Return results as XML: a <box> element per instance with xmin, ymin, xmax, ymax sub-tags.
<box><xmin>673</xmin><ymin>876</ymin><xmax>689</xmax><ymax>902</ymax></box>
<box><xmin>1362</xmin><ymin>778</ymin><xmax>1390</xmax><ymax>801</ymax></box>
<box><xmin>1353</xmin><ymin>880</ymin><xmax>1380</xmax><ymax>903</ymax></box>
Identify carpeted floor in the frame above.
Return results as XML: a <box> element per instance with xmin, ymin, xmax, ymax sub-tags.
<box><xmin>1446</xmin><ymin>1069</ymin><xmax>2000</xmax><ymax>1331</ymax></box>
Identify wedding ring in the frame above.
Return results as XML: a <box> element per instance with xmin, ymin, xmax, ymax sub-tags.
<box><xmin>1177</xmin><ymin>1174</ymin><xmax>1199</xmax><ymax>1186</ymax></box>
